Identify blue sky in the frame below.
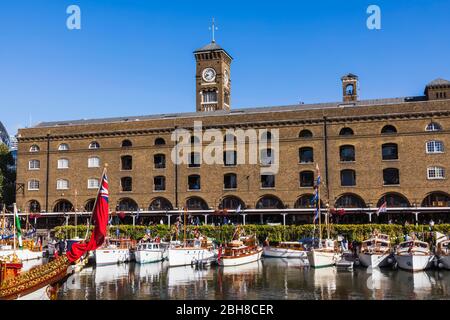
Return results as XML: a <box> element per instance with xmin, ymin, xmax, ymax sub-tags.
<box><xmin>1</xmin><ymin>0</ymin><xmax>449</xmax><ymax>135</ymax></box>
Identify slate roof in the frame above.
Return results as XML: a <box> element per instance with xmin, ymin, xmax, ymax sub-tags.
<box><xmin>426</xmin><ymin>78</ymin><xmax>450</xmax><ymax>87</ymax></box>
<box><xmin>193</xmin><ymin>41</ymin><xmax>232</xmax><ymax>59</ymax></box>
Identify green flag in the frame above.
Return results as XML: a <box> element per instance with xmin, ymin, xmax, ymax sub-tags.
<box><xmin>14</xmin><ymin>209</ymin><xmax>22</xmax><ymax>248</ymax></box>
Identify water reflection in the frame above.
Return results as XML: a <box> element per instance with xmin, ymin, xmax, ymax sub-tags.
<box><xmin>55</xmin><ymin>259</ymin><xmax>450</xmax><ymax>300</ymax></box>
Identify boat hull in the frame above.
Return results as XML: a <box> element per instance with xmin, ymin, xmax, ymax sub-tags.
<box><xmin>95</xmin><ymin>248</ymin><xmax>130</xmax><ymax>265</ymax></box>
<box><xmin>219</xmin><ymin>248</ymin><xmax>263</xmax><ymax>267</ymax></box>
<box><xmin>395</xmin><ymin>254</ymin><xmax>434</xmax><ymax>272</ymax></box>
<box><xmin>307</xmin><ymin>250</ymin><xmax>340</xmax><ymax>268</ymax></box>
<box><xmin>358</xmin><ymin>253</ymin><xmax>392</xmax><ymax>268</ymax></box>
<box><xmin>263</xmin><ymin>246</ymin><xmax>307</xmax><ymax>259</ymax></box>
<box><xmin>168</xmin><ymin>248</ymin><xmax>215</xmax><ymax>267</ymax></box>
<box><xmin>135</xmin><ymin>249</ymin><xmax>167</xmax><ymax>264</ymax></box>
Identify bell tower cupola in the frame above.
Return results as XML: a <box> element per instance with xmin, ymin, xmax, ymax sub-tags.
<box><xmin>194</xmin><ymin>19</ymin><xmax>233</xmax><ymax>112</ymax></box>
<box><xmin>341</xmin><ymin>73</ymin><xmax>359</xmax><ymax>103</ymax></box>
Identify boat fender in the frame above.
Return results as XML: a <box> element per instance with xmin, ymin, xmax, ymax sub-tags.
<box><xmin>438</xmin><ymin>262</ymin><xmax>444</xmax><ymax>269</ymax></box>
<box><xmin>387</xmin><ymin>257</ymin><xmax>393</xmax><ymax>264</ymax></box>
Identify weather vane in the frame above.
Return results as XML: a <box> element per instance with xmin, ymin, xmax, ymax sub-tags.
<box><xmin>209</xmin><ymin>17</ymin><xmax>218</xmax><ymax>43</ymax></box>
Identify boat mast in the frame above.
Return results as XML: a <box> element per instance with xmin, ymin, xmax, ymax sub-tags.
<box><xmin>318</xmin><ymin>184</ymin><xmax>322</xmax><ymax>242</ymax></box>
<box><xmin>13</xmin><ymin>203</ymin><xmax>17</xmax><ymax>252</ymax></box>
<box><xmin>183</xmin><ymin>207</ymin><xmax>187</xmax><ymax>247</ymax></box>
<box><xmin>75</xmin><ymin>189</ymin><xmax>78</xmax><ymax>238</ymax></box>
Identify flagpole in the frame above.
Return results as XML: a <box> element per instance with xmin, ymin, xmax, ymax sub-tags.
<box><xmin>85</xmin><ymin>165</ymin><xmax>108</xmax><ymax>241</ymax></box>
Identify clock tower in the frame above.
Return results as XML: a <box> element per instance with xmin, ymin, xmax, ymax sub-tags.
<box><xmin>194</xmin><ymin>22</ymin><xmax>232</xmax><ymax>112</ymax></box>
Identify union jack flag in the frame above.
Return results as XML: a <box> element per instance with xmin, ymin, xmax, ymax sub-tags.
<box><xmin>100</xmin><ymin>174</ymin><xmax>109</xmax><ymax>202</ymax></box>
<box><xmin>376</xmin><ymin>201</ymin><xmax>387</xmax><ymax>216</ymax></box>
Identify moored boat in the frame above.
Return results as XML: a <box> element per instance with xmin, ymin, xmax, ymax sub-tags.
<box><xmin>218</xmin><ymin>234</ymin><xmax>262</xmax><ymax>267</ymax></box>
<box><xmin>168</xmin><ymin>238</ymin><xmax>216</xmax><ymax>267</ymax></box>
<box><xmin>436</xmin><ymin>233</ymin><xmax>450</xmax><ymax>270</ymax></box>
<box><xmin>135</xmin><ymin>241</ymin><xmax>168</xmax><ymax>264</ymax></box>
<box><xmin>307</xmin><ymin>239</ymin><xmax>341</xmax><ymax>268</ymax></box>
<box><xmin>358</xmin><ymin>232</ymin><xmax>393</xmax><ymax>268</ymax></box>
<box><xmin>394</xmin><ymin>240</ymin><xmax>434</xmax><ymax>272</ymax></box>
<box><xmin>95</xmin><ymin>238</ymin><xmax>135</xmax><ymax>265</ymax></box>
<box><xmin>263</xmin><ymin>241</ymin><xmax>308</xmax><ymax>260</ymax></box>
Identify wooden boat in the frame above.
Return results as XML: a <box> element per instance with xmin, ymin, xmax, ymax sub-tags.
<box><xmin>0</xmin><ymin>239</ymin><xmax>43</xmax><ymax>261</ymax></box>
<box><xmin>358</xmin><ymin>233</ymin><xmax>393</xmax><ymax>268</ymax></box>
<box><xmin>307</xmin><ymin>239</ymin><xmax>341</xmax><ymax>268</ymax></box>
<box><xmin>95</xmin><ymin>238</ymin><xmax>135</xmax><ymax>265</ymax></box>
<box><xmin>218</xmin><ymin>229</ymin><xmax>262</xmax><ymax>267</ymax></box>
<box><xmin>263</xmin><ymin>241</ymin><xmax>308</xmax><ymax>260</ymax></box>
<box><xmin>436</xmin><ymin>234</ymin><xmax>450</xmax><ymax>270</ymax></box>
<box><xmin>135</xmin><ymin>241</ymin><xmax>168</xmax><ymax>264</ymax></box>
<box><xmin>394</xmin><ymin>240</ymin><xmax>434</xmax><ymax>272</ymax></box>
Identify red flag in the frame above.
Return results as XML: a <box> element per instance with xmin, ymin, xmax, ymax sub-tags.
<box><xmin>217</xmin><ymin>244</ymin><xmax>223</xmax><ymax>261</ymax></box>
<box><xmin>66</xmin><ymin>172</ymin><xmax>109</xmax><ymax>262</ymax></box>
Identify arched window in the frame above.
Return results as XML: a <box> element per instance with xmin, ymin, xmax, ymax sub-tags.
<box><xmin>56</xmin><ymin>179</ymin><xmax>69</xmax><ymax>190</ymax></box>
<box><xmin>188</xmin><ymin>175</ymin><xmax>201</xmax><ymax>190</ymax></box>
<box><xmin>224</xmin><ymin>173</ymin><xmax>237</xmax><ymax>189</ymax></box>
<box><xmin>426</xmin><ymin>140</ymin><xmax>444</xmax><ymax>153</ymax></box>
<box><xmin>28</xmin><ymin>159</ymin><xmax>40</xmax><ymax>170</ymax></box>
<box><xmin>149</xmin><ymin>197</ymin><xmax>173</xmax><ymax>211</ymax></box>
<box><xmin>87</xmin><ymin>178</ymin><xmax>100</xmax><ymax>189</ymax></box>
<box><xmin>84</xmin><ymin>199</ymin><xmax>96</xmax><ymax>212</ymax></box>
<box><xmin>299</xmin><ymin>130</ymin><xmax>313</xmax><ymax>139</ymax></box>
<box><xmin>28</xmin><ymin>180</ymin><xmax>40</xmax><ymax>191</ymax></box>
<box><xmin>220</xmin><ymin>196</ymin><xmax>245</xmax><ymax>210</ymax></box>
<box><xmin>28</xmin><ymin>200</ymin><xmax>41</xmax><ymax>213</ymax></box>
<box><xmin>261</xmin><ymin>174</ymin><xmax>275</xmax><ymax>188</ymax></box>
<box><xmin>260</xmin><ymin>148</ymin><xmax>274</xmax><ymax>165</ymax></box>
<box><xmin>121</xmin><ymin>177</ymin><xmax>132</xmax><ymax>192</ymax></box>
<box><xmin>53</xmin><ymin>200</ymin><xmax>73</xmax><ymax>212</ymax></box>
<box><xmin>299</xmin><ymin>171</ymin><xmax>314</xmax><ymax>187</ymax></box>
<box><xmin>299</xmin><ymin>147</ymin><xmax>314</xmax><ymax>163</ymax></box>
<box><xmin>122</xmin><ymin>139</ymin><xmax>132</xmax><ymax>147</ymax></box>
<box><xmin>223</xmin><ymin>150</ymin><xmax>237</xmax><ymax>166</ymax></box>
<box><xmin>186</xmin><ymin>197</ymin><xmax>208</xmax><ymax>210</ymax></box>
<box><xmin>189</xmin><ymin>152</ymin><xmax>201</xmax><ymax>168</ymax></box>
<box><xmin>341</xmin><ymin>169</ymin><xmax>356</xmax><ymax>186</ymax></box>
<box><xmin>121</xmin><ymin>155</ymin><xmax>133</xmax><ymax>170</ymax></box>
<box><xmin>88</xmin><ymin>156</ymin><xmax>100</xmax><ymax>168</ymax></box>
<box><xmin>381</xmin><ymin>125</ymin><xmax>397</xmax><ymax>134</ymax></box>
<box><xmin>154</xmin><ymin>138</ymin><xmax>166</xmax><ymax>145</ymax></box>
<box><xmin>383</xmin><ymin>168</ymin><xmax>400</xmax><ymax>185</ymax></box>
<box><xmin>154</xmin><ymin>176</ymin><xmax>166</xmax><ymax>191</ymax></box>
<box><xmin>335</xmin><ymin>194</ymin><xmax>365</xmax><ymax>208</ymax></box>
<box><xmin>377</xmin><ymin>193</ymin><xmax>409</xmax><ymax>208</ymax></box>
<box><xmin>58</xmin><ymin>158</ymin><xmax>69</xmax><ymax>169</ymax></box>
<box><xmin>294</xmin><ymin>194</ymin><xmax>324</xmax><ymax>208</ymax></box>
<box><xmin>345</xmin><ymin>84</ymin><xmax>354</xmax><ymax>96</ymax></box>
<box><xmin>339</xmin><ymin>127</ymin><xmax>354</xmax><ymax>136</ymax></box>
<box><xmin>154</xmin><ymin>154</ymin><xmax>166</xmax><ymax>169</ymax></box>
<box><xmin>58</xmin><ymin>143</ymin><xmax>69</xmax><ymax>151</ymax></box>
<box><xmin>89</xmin><ymin>141</ymin><xmax>100</xmax><ymax>149</ymax></box>
<box><xmin>29</xmin><ymin>145</ymin><xmax>40</xmax><ymax>152</ymax></box>
<box><xmin>382</xmin><ymin>143</ymin><xmax>398</xmax><ymax>160</ymax></box>
<box><xmin>256</xmin><ymin>195</ymin><xmax>284</xmax><ymax>209</ymax></box>
<box><xmin>117</xmin><ymin>198</ymin><xmax>138</xmax><ymax>211</ymax></box>
<box><xmin>426</xmin><ymin>122</ymin><xmax>442</xmax><ymax>132</ymax></box>
<box><xmin>340</xmin><ymin>145</ymin><xmax>355</xmax><ymax>162</ymax></box>
<box><xmin>427</xmin><ymin>166</ymin><xmax>445</xmax><ymax>179</ymax></box>
<box><xmin>422</xmin><ymin>192</ymin><xmax>450</xmax><ymax>207</ymax></box>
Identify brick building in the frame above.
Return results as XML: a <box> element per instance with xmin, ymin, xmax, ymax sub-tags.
<box><xmin>15</xmin><ymin>41</ymin><xmax>450</xmax><ymax>226</ymax></box>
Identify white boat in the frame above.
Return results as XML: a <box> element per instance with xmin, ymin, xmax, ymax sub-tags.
<box><xmin>263</xmin><ymin>241</ymin><xmax>308</xmax><ymax>260</ymax></box>
<box><xmin>436</xmin><ymin>233</ymin><xmax>450</xmax><ymax>270</ymax></box>
<box><xmin>168</xmin><ymin>239</ymin><xmax>216</xmax><ymax>267</ymax></box>
<box><xmin>94</xmin><ymin>238</ymin><xmax>134</xmax><ymax>265</ymax></box>
<box><xmin>307</xmin><ymin>239</ymin><xmax>341</xmax><ymax>268</ymax></box>
<box><xmin>394</xmin><ymin>240</ymin><xmax>434</xmax><ymax>272</ymax></box>
<box><xmin>135</xmin><ymin>242</ymin><xmax>167</xmax><ymax>264</ymax></box>
<box><xmin>358</xmin><ymin>233</ymin><xmax>393</xmax><ymax>268</ymax></box>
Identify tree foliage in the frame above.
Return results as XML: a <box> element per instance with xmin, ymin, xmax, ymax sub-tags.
<box><xmin>0</xmin><ymin>143</ymin><xmax>16</xmax><ymax>206</ymax></box>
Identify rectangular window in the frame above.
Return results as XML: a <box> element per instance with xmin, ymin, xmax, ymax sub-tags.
<box><xmin>58</xmin><ymin>159</ymin><xmax>69</xmax><ymax>169</ymax></box>
<box><xmin>154</xmin><ymin>154</ymin><xmax>166</xmax><ymax>169</ymax></box>
<box><xmin>261</xmin><ymin>175</ymin><xmax>275</xmax><ymax>188</ymax></box>
<box><xmin>189</xmin><ymin>153</ymin><xmax>201</xmax><ymax>168</ymax></box>
<box><xmin>203</xmin><ymin>91</ymin><xmax>218</xmax><ymax>103</ymax></box>
<box><xmin>88</xmin><ymin>157</ymin><xmax>100</xmax><ymax>168</ymax></box>
<box><xmin>224</xmin><ymin>151</ymin><xmax>237</xmax><ymax>166</ymax></box>
<box><xmin>28</xmin><ymin>160</ymin><xmax>40</xmax><ymax>170</ymax></box>
<box><xmin>154</xmin><ymin>176</ymin><xmax>166</xmax><ymax>191</ymax></box>
<box><xmin>427</xmin><ymin>167</ymin><xmax>445</xmax><ymax>179</ymax></box>
<box><xmin>57</xmin><ymin>180</ymin><xmax>69</xmax><ymax>190</ymax></box>
<box><xmin>88</xmin><ymin>179</ymin><xmax>99</xmax><ymax>189</ymax></box>
<box><xmin>224</xmin><ymin>174</ymin><xmax>237</xmax><ymax>189</ymax></box>
<box><xmin>28</xmin><ymin>180</ymin><xmax>40</xmax><ymax>190</ymax></box>
<box><xmin>188</xmin><ymin>176</ymin><xmax>201</xmax><ymax>190</ymax></box>
<box><xmin>426</xmin><ymin>141</ymin><xmax>444</xmax><ymax>153</ymax></box>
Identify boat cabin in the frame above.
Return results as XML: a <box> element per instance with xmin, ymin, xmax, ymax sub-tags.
<box><xmin>137</xmin><ymin>242</ymin><xmax>162</xmax><ymax>251</ymax></box>
<box><xmin>102</xmin><ymin>238</ymin><xmax>136</xmax><ymax>249</ymax></box>
<box><xmin>437</xmin><ymin>240</ymin><xmax>450</xmax><ymax>255</ymax></box>
<box><xmin>275</xmin><ymin>241</ymin><xmax>306</xmax><ymax>251</ymax></box>
<box><xmin>397</xmin><ymin>240</ymin><xmax>430</xmax><ymax>255</ymax></box>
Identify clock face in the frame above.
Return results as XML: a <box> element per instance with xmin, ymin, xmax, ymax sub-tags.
<box><xmin>202</xmin><ymin>68</ymin><xmax>216</xmax><ymax>82</ymax></box>
<box><xmin>224</xmin><ymin>70</ymin><xmax>229</xmax><ymax>86</ymax></box>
